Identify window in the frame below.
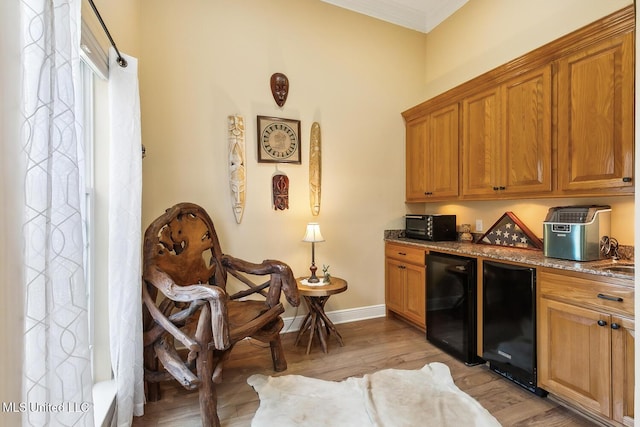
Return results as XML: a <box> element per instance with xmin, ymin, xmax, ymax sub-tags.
<box><xmin>80</xmin><ymin>18</ymin><xmax>107</xmax><ymax>382</ymax></box>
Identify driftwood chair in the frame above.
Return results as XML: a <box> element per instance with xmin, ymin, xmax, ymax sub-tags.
<box><xmin>142</xmin><ymin>202</ymin><xmax>300</xmax><ymax>426</ymax></box>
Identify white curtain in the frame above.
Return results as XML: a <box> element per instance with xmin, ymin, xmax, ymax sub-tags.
<box><xmin>107</xmin><ymin>47</ymin><xmax>145</xmax><ymax>426</ymax></box>
<box><xmin>1</xmin><ymin>1</ymin><xmax>25</xmax><ymax>425</ymax></box>
<box><xmin>20</xmin><ymin>0</ymin><xmax>94</xmax><ymax>426</ymax></box>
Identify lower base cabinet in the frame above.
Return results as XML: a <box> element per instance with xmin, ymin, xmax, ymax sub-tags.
<box><xmin>385</xmin><ymin>242</ymin><xmax>426</xmax><ymax>329</ymax></box>
<box><xmin>537</xmin><ymin>269</ymin><xmax>634</xmax><ymax>426</ymax></box>
<box><xmin>611</xmin><ymin>316</ymin><xmax>635</xmax><ymax>426</ymax></box>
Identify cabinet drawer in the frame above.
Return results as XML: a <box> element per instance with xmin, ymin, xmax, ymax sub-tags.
<box><xmin>385</xmin><ymin>243</ymin><xmax>425</xmax><ymax>266</ymax></box>
<box><xmin>539</xmin><ymin>270</ymin><xmax>634</xmax><ymax>317</ymax></box>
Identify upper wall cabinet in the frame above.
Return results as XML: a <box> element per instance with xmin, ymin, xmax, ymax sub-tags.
<box><xmin>402</xmin><ymin>6</ymin><xmax>634</xmax><ymax>202</ymax></box>
<box><xmin>461</xmin><ymin>86</ymin><xmax>501</xmax><ymax>197</ymax></box>
<box><xmin>556</xmin><ymin>32</ymin><xmax>634</xmax><ymax>194</ymax></box>
<box><xmin>405</xmin><ymin>115</ymin><xmax>429</xmax><ymax>201</ymax></box>
<box><xmin>461</xmin><ymin>66</ymin><xmax>552</xmax><ymax>198</ymax></box>
<box><xmin>502</xmin><ymin>66</ymin><xmax>552</xmax><ymax>194</ymax></box>
<box><xmin>406</xmin><ymin>103</ymin><xmax>459</xmax><ymax>201</ymax></box>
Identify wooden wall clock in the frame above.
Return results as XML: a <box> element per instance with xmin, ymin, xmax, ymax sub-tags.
<box><xmin>257</xmin><ymin>116</ymin><xmax>301</xmax><ymax>164</ymax></box>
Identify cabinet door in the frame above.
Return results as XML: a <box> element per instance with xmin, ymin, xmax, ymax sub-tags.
<box><xmin>404</xmin><ymin>262</ymin><xmax>426</xmax><ymax>328</ymax></box>
<box><xmin>556</xmin><ymin>32</ymin><xmax>634</xmax><ymax>193</ymax></box>
<box><xmin>538</xmin><ymin>297</ymin><xmax>611</xmax><ymax>417</ymax></box>
<box><xmin>462</xmin><ymin>87</ymin><xmax>501</xmax><ymax>196</ymax></box>
<box><xmin>501</xmin><ymin>65</ymin><xmax>552</xmax><ymax>194</ymax></box>
<box><xmin>405</xmin><ymin>116</ymin><xmax>429</xmax><ymax>201</ymax></box>
<box><xmin>385</xmin><ymin>258</ymin><xmax>406</xmax><ymax>313</ymax></box>
<box><xmin>405</xmin><ymin>104</ymin><xmax>459</xmax><ymax>201</ymax></box>
<box><xmin>428</xmin><ymin>103</ymin><xmax>459</xmax><ymax>198</ymax></box>
<box><xmin>612</xmin><ymin>316</ymin><xmax>634</xmax><ymax>426</ymax></box>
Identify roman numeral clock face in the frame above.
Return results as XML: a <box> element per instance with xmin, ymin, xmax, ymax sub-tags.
<box><xmin>257</xmin><ymin>116</ymin><xmax>301</xmax><ymax>164</ymax></box>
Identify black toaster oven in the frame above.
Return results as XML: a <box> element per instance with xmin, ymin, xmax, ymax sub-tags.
<box><xmin>405</xmin><ymin>214</ymin><xmax>457</xmax><ymax>241</ymax></box>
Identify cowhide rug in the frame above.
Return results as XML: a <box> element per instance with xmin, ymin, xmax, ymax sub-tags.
<box><xmin>247</xmin><ymin>362</ymin><xmax>501</xmax><ymax>427</ymax></box>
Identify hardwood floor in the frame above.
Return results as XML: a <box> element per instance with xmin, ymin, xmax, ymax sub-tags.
<box><xmin>132</xmin><ymin>317</ymin><xmax>600</xmax><ymax>427</ymax></box>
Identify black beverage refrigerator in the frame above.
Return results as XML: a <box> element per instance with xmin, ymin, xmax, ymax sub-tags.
<box><xmin>426</xmin><ymin>251</ymin><xmax>481</xmax><ymax>365</ymax></box>
<box><xmin>482</xmin><ymin>260</ymin><xmax>547</xmax><ymax>396</ymax></box>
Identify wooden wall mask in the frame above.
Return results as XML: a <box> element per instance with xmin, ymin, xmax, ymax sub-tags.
<box><xmin>309</xmin><ymin>122</ymin><xmax>321</xmax><ymax>216</ymax></box>
<box><xmin>228</xmin><ymin>115</ymin><xmax>246</xmax><ymax>223</ymax></box>
<box><xmin>272</xmin><ymin>174</ymin><xmax>289</xmax><ymax>210</ymax></box>
<box><xmin>270</xmin><ymin>73</ymin><xmax>289</xmax><ymax>107</ymax></box>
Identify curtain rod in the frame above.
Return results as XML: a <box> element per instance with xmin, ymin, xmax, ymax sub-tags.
<box><xmin>87</xmin><ymin>0</ymin><xmax>127</xmax><ymax>68</ymax></box>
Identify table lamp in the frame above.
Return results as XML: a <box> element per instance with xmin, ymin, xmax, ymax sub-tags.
<box><xmin>302</xmin><ymin>222</ymin><xmax>325</xmax><ymax>283</ymax></box>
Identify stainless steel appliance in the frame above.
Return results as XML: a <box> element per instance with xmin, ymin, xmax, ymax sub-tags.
<box><xmin>426</xmin><ymin>252</ymin><xmax>481</xmax><ymax>365</ymax></box>
<box><xmin>483</xmin><ymin>261</ymin><xmax>547</xmax><ymax>396</ymax></box>
<box><xmin>543</xmin><ymin>205</ymin><xmax>611</xmax><ymax>261</ymax></box>
<box><xmin>405</xmin><ymin>214</ymin><xmax>456</xmax><ymax>241</ymax></box>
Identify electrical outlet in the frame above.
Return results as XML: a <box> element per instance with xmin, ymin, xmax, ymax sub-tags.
<box><xmin>475</xmin><ymin>219</ymin><xmax>483</xmax><ymax>232</ymax></box>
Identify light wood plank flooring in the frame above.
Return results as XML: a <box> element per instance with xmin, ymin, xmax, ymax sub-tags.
<box><xmin>133</xmin><ymin>317</ymin><xmax>600</xmax><ymax>427</ymax></box>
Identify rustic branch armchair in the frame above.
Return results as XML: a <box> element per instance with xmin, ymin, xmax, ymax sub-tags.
<box><xmin>142</xmin><ymin>202</ymin><xmax>300</xmax><ymax>426</ymax></box>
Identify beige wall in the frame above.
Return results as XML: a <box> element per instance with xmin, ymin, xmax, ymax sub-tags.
<box><xmin>137</xmin><ymin>0</ymin><xmax>635</xmax><ymax>319</ymax></box>
<box><xmin>424</xmin><ymin>0</ymin><xmax>633</xmax><ymax>99</ymax></box>
<box><xmin>88</xmin><ymin>0</ymin><xmax>637</xmax><ymax>385</ymax></box>
<box><xmin>414</xmin><ymin>0</ymin><xmax>635</xmax><ymax>245</ymax></box>
<box><xmin>138</xmin><ymin>0</ymin><xmax>426</xmax><ymax>316</ymax></box>
<box><xmin>82</xmin><ymin>0</ymin><xmax>141</xmax><ymax>58</ymax></box>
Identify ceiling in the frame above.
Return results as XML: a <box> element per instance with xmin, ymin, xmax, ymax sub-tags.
<box><xmin>320</xmin><ymin>0</ymin><xmax>468</xmax><ymax>33</ymax></box>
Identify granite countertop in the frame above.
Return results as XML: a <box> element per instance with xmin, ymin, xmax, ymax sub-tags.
<box><xmin>384</xmin><ymin>230</ymin><xmax>634</xmax><ymax>284</ymax></box>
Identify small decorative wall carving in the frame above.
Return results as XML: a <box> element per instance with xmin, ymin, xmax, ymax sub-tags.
<box><xmin>309</xmin><ymin>122</ymin><xmax>321</xmax><ymax>216</ymax></box>
<box><xmin>228</xmin><ymin>115</ymin><xmax>246</xmax><ymax>223</ymax></box>
<box><xmin>270</xmin><ymin>73</ymin><xmax>289</xmax><ymax>107</ymax></box>
<box><xmin>272</xmin><ymin>173</ymin><xmax>289</xmax><ymax>211</ymax></box>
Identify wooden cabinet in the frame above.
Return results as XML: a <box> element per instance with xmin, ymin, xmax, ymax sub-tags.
<box><xmin>461</xmin><ymin>66</ymin><xmax>552</xmax><ymax>198</ymax></box>
<box><xmin>405</xmin><ymin>116</ymin><xmax>429</xmax><ymax>201</ymax></box>
<box><xmin>461</xmin><ymin>87</ymin><xmax>500</xmax><ymax>197</ymax></box>
<box><xmin>612</xmin><ymin>315</ymin><xmax>635</xmax><ymax>426</ymax></box>
<box><xmin>502</xmin><ymin>66</ymin><xmax>552</xmax><ymax>194</ymax></box>
<box><xmin>402</xmin><ymin>7</ymin><xmax>633</xmax><ymax>202</ymax></box>
<box><xmin>556</xmin><ymin>32</ymin><xmax>634</xmax><ymax>195</ymax></box>
<box><xmin>405</xmin><ymin>103</ymin><xmax>459</xmax><ymax>201</ymax></box>
<box><xmin>385</xmin><ymin>242</ymin><xmax>426</xmax><ymax>329</ymax></box>
<box><xmin>538</xmin><ymin>269</ymin><xmax>634</xmax><ymax>425</ymax></box>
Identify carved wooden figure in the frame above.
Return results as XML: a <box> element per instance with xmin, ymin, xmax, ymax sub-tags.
<box><xmin>228</xmin><ymin>115</ymin><xmax>246</xmax><ymax>223</ymax></box>
<box><xmin>272</xmin><ymin>173</ymin><xmax>289</xmax><ymax>210</ymax></box>
<box><xmin>309</xmin><ymin>122</ymin><xmax>321</xmax><ymax>216</ymax></box>
<box><xmin>142</xmin><ymin>203</ymin><xmax>300</xmax><ymax>427</ymax></box>
<box><xmin>270</xmin><ymin>73</ymin><xmax>289</xmax><ymax>107</ymax></box>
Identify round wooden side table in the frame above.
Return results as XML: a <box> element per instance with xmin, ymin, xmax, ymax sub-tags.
<box><xmin>294</xmin><ymin>277</ymin><xmax>348</xmax><ymax>354</ymax></box>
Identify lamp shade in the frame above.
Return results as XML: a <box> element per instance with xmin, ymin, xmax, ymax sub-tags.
<box><xmin>302</xmin><ymin>223</ymin><xmax>325</xmax><ymax>243</ymax></box>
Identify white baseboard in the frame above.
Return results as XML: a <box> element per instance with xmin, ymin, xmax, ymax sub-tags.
<box><xmin>282</xmin><ymin>304</ymin><xmax>386</xmax><ymax>333</ymax></box>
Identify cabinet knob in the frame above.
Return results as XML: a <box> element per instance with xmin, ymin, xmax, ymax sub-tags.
<box><xmin>398</xmin><ymin>252</ymin><xmax>406</xmax><ymax>256</ymax></box>
<box><xmin>611</xmin><ymin>323</ymin><xmax>620</xmax><ymax>330</ymax></box>
<box><xmin>492</xmin><ymin>186</ymin><xmax>499</xmax><ymax>191</ymax></box>
<box><xmin>622</xmin><ymin>177</ymin><xmax>632</xmax><ymax>183</ymax></box>
<box><xmin>398</xmin><ymin>265</ymin><xmax>406</xmax><ymax>269</ymax></box>
<box><xmin>499</xmin><ymin>186</ymin><xmax>506</xmax><ymax>190</ymax></box>
<box><xmin>597</xmin><ymin>319</ymin><xmax>607</xmax><ymax>327</ymax></box>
